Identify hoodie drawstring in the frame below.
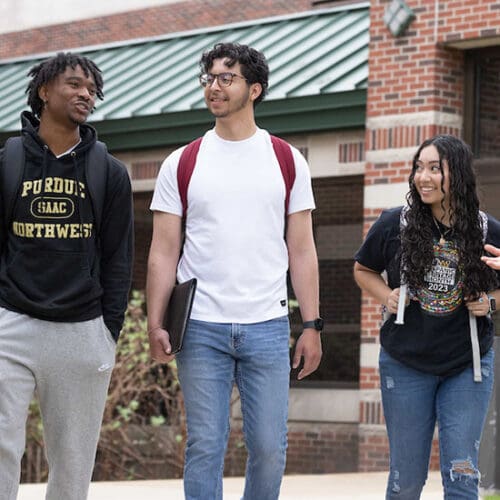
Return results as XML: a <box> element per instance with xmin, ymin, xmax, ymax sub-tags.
<box><xmin>40</xmin><ymin>145</ymin><xmax>49</xmax><ymax>202</ymax></box>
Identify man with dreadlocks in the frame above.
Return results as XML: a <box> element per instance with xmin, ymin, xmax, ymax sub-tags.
<box><xmin>354</xmin><ymin>134</ymin><xmax>500</xmax><ymax>499</ymax></box>
<box><xmin>0</xmin><ymin>52</ymin><xmax>133</xmax><ymax>499</ymax></box>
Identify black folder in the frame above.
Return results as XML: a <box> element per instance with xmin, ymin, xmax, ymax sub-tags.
<box><xmin>163</xmin><ymin>278</ymin><xmax>197</xmax><ymax>354</ymax></box>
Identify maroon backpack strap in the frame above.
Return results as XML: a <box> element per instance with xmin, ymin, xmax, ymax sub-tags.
<box><xmin>177</xmin><ymin>137</ymin><xmax>203</xmax><ymax>217</ymax></box>
<box><xmin>271</xmin><ymin>135</ymin><xmax>296</xmax><ymax>214</ymax></box>
<box><xmin>178</xmin><ymin>135</ymin><xmax>295</xmax><ymax>217</ymax></box>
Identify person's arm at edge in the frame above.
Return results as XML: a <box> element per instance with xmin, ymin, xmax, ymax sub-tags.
<box><xmin>146</xmin><ymin>211</ymin><xmax>182</xmax><ymax>363</ymax></box>
<box><xmin>482</xmin><ymin>243</ymin><xmax>500</xmax><ymax>270</ymax></box>
<box><xmin>473</xmin><ymin>243</ymin><xmax>500</xmax><ymax>315</ymax></box>
<box><xmin>287</xmin><ymin>209</ymin><xmax>322</xmax><ymax>380</ymax></box>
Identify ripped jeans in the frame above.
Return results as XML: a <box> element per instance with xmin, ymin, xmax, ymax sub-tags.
<box><xmin>379</xmin><ymin>347</ymin><xmax>494</xmax><ymax>500</ymax></box>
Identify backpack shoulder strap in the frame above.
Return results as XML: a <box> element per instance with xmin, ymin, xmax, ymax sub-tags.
<box><xmin>479</xmin><ymin>210</ymin><xmax>488</xmax><ymax>242</ymax></box>
<box><xmin>473</xmin><ymin>209</ymin><xmax>488</xmax><ymax>382</ymax></box>
<box><xmin>399</xmin><ymin>204</ymin><xmax>409</xmax><ymax>229</ymax></box>
<box><xmin>270</xmin><ymin>135</ymin><xmax>296</xmax><ymax>214</ymax></box>
<box><xmin>177</xmin><ymin>137</ymin><xmax>203</xmax><ymax>218</ymax></box>
<box><xmin>85</xmin><ymin>140</ymin><xmax>109</xmax><ymax>234</ymax></box>
<box><xmin>176</xmin><ymin>135</ymin><xmax>296</xmax><ymax>217</ymax></box>
<box><xmin>394</xmin><ymin>205</ymin><xmax>410</xmax><ymax>324</ymax></box>
<box><xmin>1</xmin><ymin>136</ymin><xmax>25</xmax><ymax>227</ymax></box>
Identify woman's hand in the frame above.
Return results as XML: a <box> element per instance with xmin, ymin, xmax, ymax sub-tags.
<box><xmin>385</xmin><ymin>287</ymin><xmax>409</xmax><ymax>314</ymax></box>
<box><xmin>465</xmin><ymin>292</ymin><xmax>491</xmax><ymax>317</ymax></box>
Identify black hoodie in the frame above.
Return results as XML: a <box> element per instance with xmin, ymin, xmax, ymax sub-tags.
<box><xmin>0</xmin><ymin>112</ymin><xmax>133</xmax><ymax>339</ymax></box>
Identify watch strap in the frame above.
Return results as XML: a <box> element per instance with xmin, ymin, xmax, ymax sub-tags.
<box><xmin>303</xmin><ymin>318</ymin><xmax>324</xmax><ymax>331</ymax></box>
<box><xmin>303</xmin><ymin>320</ymin><xmax>316</xmax><ymax>329</ymax></box>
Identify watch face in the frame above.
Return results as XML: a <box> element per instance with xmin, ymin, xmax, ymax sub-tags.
<box><xmin>314</xmin><ymin>318</ymin><xmax>324</xmax><ymax>330</ymax></box>
<box><xmin>489</xmin><ymin>297</ymin><xmax>496</xmax><ymax>312</ymax></box>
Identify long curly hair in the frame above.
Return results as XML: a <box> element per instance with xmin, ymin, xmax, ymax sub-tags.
<box><xmin>401</xmin><ymin>134</ymin><xmax>497</xmax><ymax>298</ymax></box>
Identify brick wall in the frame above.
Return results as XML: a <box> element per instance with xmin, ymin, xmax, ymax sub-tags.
<box><xmin>289</xmin><ymin>174</ymin><xmax>363</xmax><ymax>383</ymax></box>
<box><xmin>312</xmin><ymin>175</ymin><xmax>363</xmax><ymax>332</ymax></box>
<box><xmin>359</xmin><ymin>0</ymin><xmax>500</xmax><ymax>472</ymax></box>
<box><xmin>358</xmin><ymin>430</ymin><xmax>440</xmax><ymax>472</ymax></box>
<box><xmin>367</xmin><ymin>1</ymin><xmax>500</xmax><ymax>119</ymax></box>
<box><xmin>312</xmin><ymin>175</ymin><xmax>363</xmax><ymax>225</ymax></box>
<box><xmin>0</xmin><ymin>0</ymin><xmax>324</xmax><ymax>60</ymax></box>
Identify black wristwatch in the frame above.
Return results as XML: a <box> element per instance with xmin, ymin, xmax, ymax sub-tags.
<box><xmin>488</xmin><ymin>295</ymin><xmax>496</xmax><ymax>314</ymax></box>
<box><xmin>303</xmin><ymin>317</ymin><xmax>324</xmax><ymax>332</ymax></box>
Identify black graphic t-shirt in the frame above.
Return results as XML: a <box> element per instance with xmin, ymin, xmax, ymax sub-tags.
<box><xmin>355</xmin><ymin>206</ymin><xmax>500</xmax><ymax>377</ymax></box>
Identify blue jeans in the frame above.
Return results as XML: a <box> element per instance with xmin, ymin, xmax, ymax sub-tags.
<box><xmin>176</xmin><ymin>316</ymin><xmax>290</xmax><ymax>500</ymax></box>
<box><xmin>379</xmin><ymin>347</ymin><xmax>494</xmax><ymax>500</ymax></box>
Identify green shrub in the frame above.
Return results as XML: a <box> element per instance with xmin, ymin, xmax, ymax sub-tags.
<box><xmin>94</xmin><ymin>290</ymin><xmax>185</xmax><ymax>480</ymax></box>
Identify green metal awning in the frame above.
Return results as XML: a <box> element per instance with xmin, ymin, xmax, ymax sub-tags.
<box><xmin>0</xmin><ymin>3</ymin><xmax>369</xmax><ymax>150</ymax></box>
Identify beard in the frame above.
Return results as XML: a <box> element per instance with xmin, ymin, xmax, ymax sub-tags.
<box><xmin>206</xmin><ymin>87</ymin><xmax>251</xmax><ymax>118</ymax></box>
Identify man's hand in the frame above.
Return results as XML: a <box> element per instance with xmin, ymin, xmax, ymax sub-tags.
<box><xmin>148</xmin><ymin>327</ymin><xmax>175</xmax><ymax>363</ymax></box>
<box><xmin>292</xmin><ymin>329</ymin><xmax>322</xmax><ymax>380</ymax></box>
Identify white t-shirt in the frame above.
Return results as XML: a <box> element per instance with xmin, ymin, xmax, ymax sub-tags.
<box><xmin>150</xmin><ymin>128</ymin><xmax>315</xmax><ymax>323</ymax></box>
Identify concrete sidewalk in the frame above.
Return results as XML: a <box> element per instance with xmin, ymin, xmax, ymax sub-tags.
<box><xmin>18</xmin><ymin>471</ymin><xmax>447</xmax><ymax>499</ymax></box>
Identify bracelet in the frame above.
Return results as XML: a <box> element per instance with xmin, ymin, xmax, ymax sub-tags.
<box><xmin>147</xmin><ymin>326</ymin><xmax>163</xmax><ymax>335</ymax></box>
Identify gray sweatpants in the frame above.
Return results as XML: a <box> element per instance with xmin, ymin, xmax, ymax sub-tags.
<box><xmin>0</xmin><ymin>306</ymin><xmax>116</xmax><ymax>500</ymax></box>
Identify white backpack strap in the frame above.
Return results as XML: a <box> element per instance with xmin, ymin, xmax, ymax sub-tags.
<box><xmin>400</xmin><ymin>204</ymin><xmax>409</xmax><ymax>229</ymax></box>
<box><xmin>395</xmin><ymin>283</ymin><xmax>407</xmax><ymax>325</ymax></box>
<box><xmin>469</xmin><ymin>312</ymin><xmax>482</xmax><ymax>382</ymax></box>
<box><xmin>479</xmin><ymin>210</ymin><xmax>488</xmax><ymax>241</ymax></box>
<box><xmin>469</xmin><ymin>210</ymin><xmax>488</xmax><ymax>382</ymax></box>
<box><xmin>395</xmin><ymin>206</ymin><xmax>409</xmax><ymax>324</ymax></box>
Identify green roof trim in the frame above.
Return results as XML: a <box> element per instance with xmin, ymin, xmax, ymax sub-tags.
<box><xmin>0</xmin><ymin>5</ymin><xmax>369</xmax><ymax>149</ymax></box>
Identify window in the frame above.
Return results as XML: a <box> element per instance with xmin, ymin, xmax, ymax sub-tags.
<box><xmin>289</xmin><ymin>175</ymin><xmax>363</xmax><ymax>387</ymax></box>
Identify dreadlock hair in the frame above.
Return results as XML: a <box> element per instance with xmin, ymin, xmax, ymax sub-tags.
<box><xmin>26</xmin><ymin>52</ymin><xmax>104</xmax><ymax>118</ymax></box>
<box><xmin>199</xmin><ymin>42</ymin><xmax>269</xmax><ymax>106</ymax></box>
<box><xmin>401</xmin><ymin>134</ymin><xmax>498</xmax><ymax>299</ymax></box>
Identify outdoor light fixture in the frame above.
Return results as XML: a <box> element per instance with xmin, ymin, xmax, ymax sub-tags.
<box><xmin>383</xmin><ymin>0</ymin><xmax>415</xmax><ymax>37</ymax></box>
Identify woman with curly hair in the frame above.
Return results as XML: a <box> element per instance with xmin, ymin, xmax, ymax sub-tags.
<box><xmin>354</xmin><ymin>134</ymin><xmax>500</xmax><ymax>499</ymax></box>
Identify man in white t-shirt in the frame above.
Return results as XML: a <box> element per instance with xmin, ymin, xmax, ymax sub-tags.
<box><xmin>146</xmin><ymin>42</ymin><xmax>322</xmax><ymax>500</ymax></box>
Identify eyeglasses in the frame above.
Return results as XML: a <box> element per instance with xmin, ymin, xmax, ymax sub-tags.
<box><xmin>199</xmin><ymin>72</ymin><xmax>247</xmax><ymax>88</ymax></box>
